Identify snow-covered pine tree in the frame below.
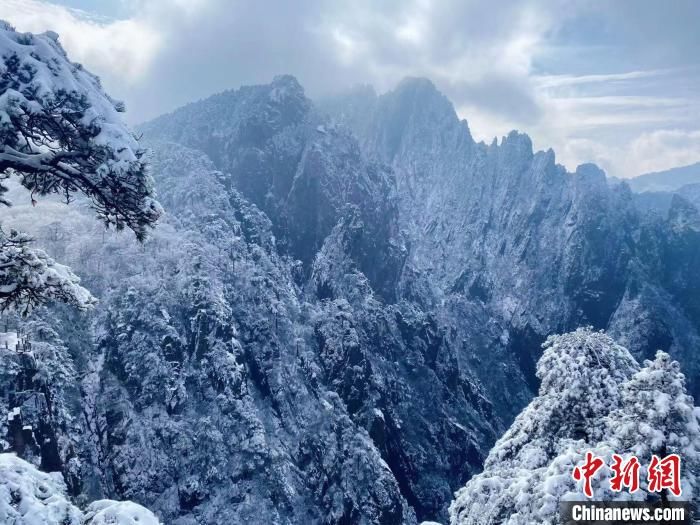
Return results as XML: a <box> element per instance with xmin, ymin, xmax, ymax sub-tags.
<box><xmin>0</xmin><ymin>21</ymin><xmax>161</xmax><ymax>312</ymax></box>
<box><xmin>610</xmin><ymin>351</ymin><xmax>700</xmax><ymax>501</ymax></box>
<box><xmin>449</xmin><ymin>329</ymin><xmax>699</xmax><ymax>525</ymax></box>
<box><xmin>481</xmin><ymin>328</ymin><xmax>638</xmax><ymax>472</ymax></box>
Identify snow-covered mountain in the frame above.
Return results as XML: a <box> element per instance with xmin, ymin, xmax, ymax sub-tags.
<box><xmin>323</xmin><ymin>78</ymin><xmax>700</xmax><ymax>395</ymax></box>
<box><xmin>2</xmin><ymin>75</ymin><xmax>699</xmax><ymax>524</ymax></box>
<box><xmin>628</xmin><ymin>161</ymin><xmax>700</xmax><ymax>193</ymax></box>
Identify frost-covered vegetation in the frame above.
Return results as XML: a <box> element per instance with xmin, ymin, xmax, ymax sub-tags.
<box><xmin>0</xmin><ymin>21</ymin><xmax>160</xmax><ymax>313</ymax></box>
<box><xmin>1</xmin><ymin>22</ymin><xmax>700</xmax><ymax>525</ymax></box>
<box><xmin>449</xmin><ymin>328</ymin><xmax>699</xmax><ymax>524</ymax></box>
<box><xmin>0</xmin><ymin>453</ymin><xmax>159</xmax><ymax>524</ymax></box>
<box><xmin>1</xmin><ymin>20</ymin><xmax>161</xmax><ymax>523</ymax></box>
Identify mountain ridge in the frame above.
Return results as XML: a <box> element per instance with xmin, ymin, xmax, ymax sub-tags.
<box><xmin>627</xmin><ymin>161</ymin><xmax>700</xmax><ymax>193</ymax></box>
<box><xmin>135</xmin><ymin>74</ymin><xmax>700</xmax><ymax>518</ymax></box>
<box><xmin>2</xmin><ymin>74</ymin><xmax>699</xmax><ymax>524</ymax></box>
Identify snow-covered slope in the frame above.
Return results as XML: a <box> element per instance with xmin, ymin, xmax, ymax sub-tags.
<box><xmin>2</xmin><ymin>144</ymin><xmax>421</xmax><ymax>524</ymax></box>
<box><xmin>0</xmin><ymin>453</ymin><xmax>159</xmax><ymax>524</ymax></box>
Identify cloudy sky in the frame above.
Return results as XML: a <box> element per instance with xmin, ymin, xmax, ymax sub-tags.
<box><xmin>2</xmin><ymin>0</ymin><xmax>699</xmax><ymax>178</ymax></box>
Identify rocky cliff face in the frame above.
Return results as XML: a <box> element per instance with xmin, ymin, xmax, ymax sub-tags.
<box><xmin>324</xmin><ymin>77</ymin><xmax>700</xmax><ymax>396</ymax></box>
<box><xmin>139</xmin><ymin>77</ymin><xmax>515</xmax><ymax>521</ymax></box>
<box><xmin>2</xmin><ymin>76</ymin><xmax>699</xmax><ymax>524</ymax></box>
<box><xmin>141</xmin><ymin>76</ymin><xmax>405</xmax><ymax>303</ymax></box>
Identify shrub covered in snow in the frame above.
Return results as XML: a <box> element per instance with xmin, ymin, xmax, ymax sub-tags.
<box><xmin>0</xmin><ymin>228</ymin><xmax>95</xmax><ymax>313</ymax></box>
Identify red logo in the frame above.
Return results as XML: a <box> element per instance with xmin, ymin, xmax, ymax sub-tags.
<box><xmin>573</xmin><ymin>452</ymin><xmax>682</xmax><ymax>498</ymax></box>
<box><xmin>573</xmin><ymin>452</ymin><xmax>605</xmax><ymax>498</ymax></box>
<box><xmin>610</xmin><ymin>454</ymin><xmax>640</xmax><ymax>493</ymax></box>
<box><xmin>647</xmin><ymin>454</ymin><xmax>682</xmax><ymax>497</ymax></box>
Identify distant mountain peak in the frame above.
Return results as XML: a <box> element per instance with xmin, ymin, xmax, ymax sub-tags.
<box><xmin>499</xmin><ymin>130</ymin><xmax>533</xmax><ymax>157</ymax></box>
<box><xmin>389</xmin><ymin>76</ymin><xmax>455</xmax><ymax>115</ymax></box>
<box><xmin>394</xmin><ymin>76</ymin><xmax>438</xmax><ymax>92</ymax></box>
<box><xmin>271</xmin><ymin>73</ymin><xmax>301</xmax><ymax>86</ymax></box>
<box><xmin>269</xmin><ymin>74</ymin><xmax>305</xmax><ymax>100</ymax></box>
<box><xmin>628</xmin><ymin>161</ymin><xmax>700</xmax><ymax>193</ymax></box>
<box><xmin>575</xmin><ymin>162</ymin><xmax>606</xmax><ymax>178</ymax></box>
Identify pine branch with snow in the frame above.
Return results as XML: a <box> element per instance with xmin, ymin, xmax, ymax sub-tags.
<box><xmin>0</xmin><ymin>21</ymin><xmax>161</xmax><ymax>313</ymax></box>
<box><xmin>0</xmin><ymin>228</ymin><xmax>94</xmax><ymax>312</ymax></box>
<box><xmin>0</xmin><ymin>21</ymin><xmax>161</xmax><ymax>238</ymax></box>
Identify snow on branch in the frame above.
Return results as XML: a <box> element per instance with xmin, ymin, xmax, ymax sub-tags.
<box><xmin>0</xmin><ymin>21</ymin><xmax>163</xmax><ymax>312</ymax></box>
<box><xmin>0</xmin><ymin>228</ymin><xmax>95</xmax><ymax>313</ymax></box>
<box><xmin>0</xmin><ymin>20</ymin><xmax>162</xmax><ymax>240</ymax></box>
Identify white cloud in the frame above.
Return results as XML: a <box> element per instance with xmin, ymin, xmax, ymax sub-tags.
<box><xmin>535</xmin><ymin>69</ymin><xmax>669</xmax><ymax>89</ymax></box>
<box><xmin>0</xmin><ymin>0</ymin><xmax>697</xmax><ymax>179</ymax></box>
<box><xmin>546</xmin><ymin>130</ymin><xmax>700</xmax><ymax>179</ymax></box>
<box><xmin>0</xmin><ymin>0</ymin><xmax>163</xmax><ymax>83</ymax></box>
<box><xmin>626</xmin><ymin>130</ymin><xmax>700</xmax><ymax>175</ymax></box>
